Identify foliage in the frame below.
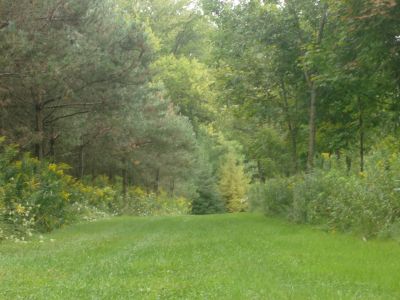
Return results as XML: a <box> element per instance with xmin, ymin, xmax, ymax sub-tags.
<box><xmin>218</xmin><ymin>151</ymin><xmax>249</xmax><ymax>212</ymax></box>
<box><xmin>191</xmin><ymin>147</ymin><xmax>225</xmax><ymax>215</ymax></box>
<box><xmin>122</xmin><ymin>187</ymin><xmax>191</xmax><ymax>216</ymax></box>
<box><xmin>153</xmin><ymin>55</ymin><xmax>216</xmax><ymax>131</ymax></box>
<box><xmin>0</xmin><ymin>136</ymin><xmax>200</xmax><ymax>242</ymax></box>
<box><xmin>0</xmin><ymin>139</ymin><xmax>118</xmax><ymax>241</ymax></box>
<box><xmin>249</xmin><ymin>177</ymin><xmax>294</xmax><ymax>216</ymax></box>
<box><xmin>250</xmin><ymin>142</ymin><xmax>400</xmax><ymax>238</ymax></box>
<box><xmin>207</xmin><ymin>0</ymin><xmax>399</xmax><ymax>176</ymax></box>
<box><xmin>0</xmin><ymin>0</ymin><xmax>201</xmax><ymax>200</ymax></box>
<box><xmin>1</xmin><ymin>0</ymin><xmax>400</xmax><ymax>242</ymax></box>
<box><xmin>0</xmin><ymin>142</ymin><xmax>70</xmax><ymax>237</ymax></box>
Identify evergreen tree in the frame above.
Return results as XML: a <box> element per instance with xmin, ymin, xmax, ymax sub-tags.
<box><xmin>218</xmin><ymin>151</ymin><xmax>249</xmax><ymax>213</ymax></box>
<box><xmin>192</xmin><ymin>151</ymin><xmax>224</xmax><ymax>215</ymax></box>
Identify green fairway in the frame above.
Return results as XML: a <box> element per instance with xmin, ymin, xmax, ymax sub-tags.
<box><xmin>1</xmin><ymin>214</ymin><xmax>399</xmax><ymax>299</ymax></box>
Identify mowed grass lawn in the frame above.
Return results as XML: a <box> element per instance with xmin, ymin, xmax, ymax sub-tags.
<box><xmin>1</xmin><ymin>214</ymin><xmax>400</xmax><ymax>299</ymax></box>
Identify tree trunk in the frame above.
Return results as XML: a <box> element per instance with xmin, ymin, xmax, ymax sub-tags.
<box><xmin>122</xmin><ymin>158</ymin><xmax>128</xmax><ymax>198</ymax></box>
<box><xmin>346</xmin><ymin>155</ymin><xmax>352</xmax><ymax>174</ymax></box>
<box><xmin>304</xmin><ymin>4</ymin><xmax>328</xmax><ymax>172</ymax></box>
<box><xmin>34</xmin><ymin>100</ymin><xmax>44</xmax><ymax>160</ymax></box>
<box><xmin>170</xmin><ymin>178</ymin><xmax>175</xmax><ymax>197</ymax></box>
<box><xmin>280</xmin><ymin>78</ymin><xmax>298</xmax><ymax>173</ymax></box>
<box><xmin>359</xmin><ymin>98</ymin><xmax>365</xmax><ymax>172</ymax></box>
<box><xmin>129</xmin><ymin>170</ymin><xmax>135</xmax><ymax>186</ymax></box>
<box><xmin>290</xmin><ymin>133</ymin><xmax>298</xmax><ymax>173</ymax></box>
<box><xmin>79</xmin><ymin>145</ymin><xmax>84</xmax><ymax>179</ymax></box>
<box><xmin>307</xmin><ymin>83</ymin><xmax>317</xmax><ymax>171</ymax></box>
<box><xmin>154</xmin><ymin>168</ymin><xmax>160</xmax><ymax>195</ymax></box>
<box><xmin>257</xmin><ymin>160</ymin><xmax>266</xmax><ymax>183</ymax></box>
<box><xmin>0</xmin><ymin>97</ymin><xmax>5</xmax><ymax>136</ymax></box>
<box><xmin>49</xmin><ymin>127</ymin><xmax>56</xmax><ymax>163</ymax></box>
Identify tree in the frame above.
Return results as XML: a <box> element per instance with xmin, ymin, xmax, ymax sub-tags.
<box><xmin>192</xmin><ymin>149</ymin><xmax>224</xmax><ymax>214</ymax></box>
<box><xmin>0</xmin><ymin>0</ymin><xmax>202</xmax><ymax>197</ymax></box>
<box><xmin>153</xmin><ymin>55</ymin><xmax>216</xmax><ymax>132</ymax></box>
<box><xmin>0</xmin><ymin>0</ymin><xmax>152</xmax><ymax>161</ymax></box>
<box><xmin>218</xmin><ymin>151</ymin><xmax>249</xmax><ymax>212</ymax></box>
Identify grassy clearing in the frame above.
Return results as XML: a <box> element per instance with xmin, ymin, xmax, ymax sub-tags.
<box><xmin>1</xmin><ymin>213</ymin><xmax>399</xmax><ymax>299</ymax></box>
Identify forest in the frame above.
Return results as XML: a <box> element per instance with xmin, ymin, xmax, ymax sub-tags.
<box><xmin>0</xmin><ymin>0</ymin><xmax>400</xmax><ymax>240</ymax></box>
<box><xmin>2</xmin><ymin>0</ymin><xmax>400</xmax><ymax>298</ymax></box>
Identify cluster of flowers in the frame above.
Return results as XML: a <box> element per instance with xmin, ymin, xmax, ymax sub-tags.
<box><xmin>0</xmin><ymin>139</ymin><xmax>117</xmax><ymax>242</ymax></box>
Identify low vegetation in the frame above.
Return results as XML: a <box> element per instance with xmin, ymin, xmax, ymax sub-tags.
<box><xmin>0</xmin><ymin>139</ymin><xmax>191</xmax><ymax>242</ymax></box>
<box><xmin>249</xmin><ymin>138</ymin><xmax>400</xmax><ymax>239</ymax></box>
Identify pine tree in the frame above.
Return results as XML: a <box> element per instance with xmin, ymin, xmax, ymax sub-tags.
<box><xmin>192</xmin><ymin>156</ymin><xmax>224</xmax><ymax>215</ymax></box>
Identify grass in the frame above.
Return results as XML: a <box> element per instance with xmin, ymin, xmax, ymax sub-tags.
<box><xmin>1</xmin><ymin>213</ymin><xmax>400</xmax><ymax>299</ymax></box>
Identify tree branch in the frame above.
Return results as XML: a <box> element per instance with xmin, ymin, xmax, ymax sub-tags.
<box><xmin>0</xmin><ymin>21</ymin><xmax>9</xmax><ymax>30</ymax></box>
<box><xmin>46</xmin><ymin>110</ymin><xmax>89</xmax><ymax>124</ymax></box>
<box><xmin>44</xmin><ymin>102</ymin><xmax>101</xmax><ymax>109</ymax></box>
<box><xmin>0</xmin><ymin>73</ymin><xmax>20</xmax><ymax>78</ymax></box>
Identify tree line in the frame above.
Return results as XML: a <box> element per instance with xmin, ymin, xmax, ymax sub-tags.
<box><xmin>207</xmin><ymin>0</ymin><xmax>399</xmax><ymax>178</ymax></box>
<box><xmin>0</xmin><ymin>0</ymin><xmax>251</xmax><ymax>215</ymax></box>
<box><xmin>1</xmin><ymin>0</ymin><xmax>399</xmax><ymax>216</ymax></box>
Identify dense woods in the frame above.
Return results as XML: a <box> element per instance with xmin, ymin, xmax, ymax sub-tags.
<box><xmin>1</xmin><ymin>0</ymin><xmax>400</xmax><ymax>240</ymax></box>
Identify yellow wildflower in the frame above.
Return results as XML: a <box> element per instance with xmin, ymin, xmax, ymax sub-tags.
<box><xmin>15</xmin><ymin>204</ymin><xmax>26</xmax><ymax>215</ymax></box>
<box><xmin>61</xmin><ymin>191</ymin><xmax>70</xmax><ymax>201</ymax></box>
<box><xmin>321</xmin><ymin>153</ymin><xmax>330</xmax><ymax>160</ymax></box>
<box><xmin>28</xmin><ymin>178</ymin><xmax>39</xmax><ymax>189</ymax></box>
<box><xmin>133</xmin><ymin>186</ymin><xmax>146</xmax><ymax>197</ymax></box>
<box><xmin>95</xmin><ymin>189</ymin><xmax>105</xmax><ymax>198</ymax></box>
<box><xmin>64</xmin><ymin>175</ymin><xmax>74</xmax><ymax>184</ymax></box>
<box><xmin>30</xmin><ymin>157</ymin><xmax>40</xmax><ymax>165</ymax></box>
<box><xmin>48</xmin><ymin>163</ymin><xmax>57</xmax><ymax>172</ymax></box>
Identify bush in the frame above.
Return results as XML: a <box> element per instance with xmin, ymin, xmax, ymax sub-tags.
<box><xmin>248</xmin><ymin>177</ymin><xmax>293</xmax><ymax>216</ymax></box>
<box><xmin>191</xmin><ymin>159</ymin><xmax>225</xmax><ymax>215</ymax></box>
<box><xmin>0</xmin><ymin>137</ymin><xmax>194</xmax><ymax>242</ymax></box>
<box><xmin>249</xmin><ymin>146</ymin><xmax>400</xmax><ymax>238</ymax></box>
<box><xmin>0</xmin><ymin>145</ymin><xmax>72</xmax><ymax>237</ymax></box>
<box><xmin>0</xmin><ymin>139</ymin><xmax>117</xmax><ymax>241</ymax></box>
<box><xmin>191</xmin><ymin>189</ymin><xmax>225</xmax><ymax>215</ymax></box>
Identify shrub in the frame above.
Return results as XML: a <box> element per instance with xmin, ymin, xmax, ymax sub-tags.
<box><xmin>192</xmin><ymin>159</ymin><xmax>225</xmax><ymax>215</ymax></box>
<box><xmin>0</xmin><ymin>137</ymin><xmax>193</xmax><ymax>242</ymax></box>
<box><xmin>0</xmin><ymin>139</ymin><xmax>117</xmax><ymax>241</ymax></box>
<box><xmin>249</xmin><ymin>146</ymin><xmax>400</xmax><ymax>238</ymax></box>
<box><xmin>248</xmin><ymin>177</ymin><xmax>293</xmax><ymax>216</ymax></box>
<box><xmin>191</xmin><ymin>189</ymin><xmax>225</xmax><ymax>215</ymax></box>
<box><xmin>0</xmin><ymin>145</ymin><xmax>72</xmax><ymax>237</ymax></box>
